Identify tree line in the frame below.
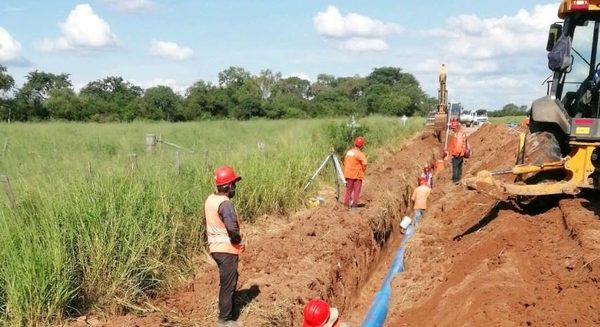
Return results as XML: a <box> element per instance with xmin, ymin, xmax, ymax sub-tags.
<box><xmin>0</xmin><ymin>65</ymin><xmax>439</xmax><ymax>122</ymax></box>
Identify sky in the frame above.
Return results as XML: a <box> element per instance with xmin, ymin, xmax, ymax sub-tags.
<box><xmin>0</xmin><ymin>0</ymin><xmax>562</xmax><ymax>111</ymax></box>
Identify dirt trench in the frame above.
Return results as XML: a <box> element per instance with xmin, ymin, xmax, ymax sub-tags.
<box><xmin>96</xmin><ymin>131</ymin><xmax>440</xmax><ymax>327</ymax></box>
<box><xmin>89</xmin><ymin>123</ymin><xmax>600</xmax><ymax>327</ymax></box>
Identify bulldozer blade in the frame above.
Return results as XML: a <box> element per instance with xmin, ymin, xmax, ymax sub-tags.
<box><xmin>463</xmin><ymin>170</ymin><xmax>580</xmax><ymax>197</ymax></box>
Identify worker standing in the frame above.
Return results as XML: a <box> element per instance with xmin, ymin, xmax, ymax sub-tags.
<box><xmin>447</xmin><ymin>118</ymin><xmax>470</xmax><ymax>184</ymax></box>
<box><xmin>343</xmin><ymin>136</ymin><xmax>367</xmax><ymax>209</ymax></box>
<box><xmin>420</xmin><ymin>164</ymin><xmax>433</xmax><ymax>188</ymax></box>
<box><xmin>411</xmin><ymin>176</ymin><xmax>432</xmax><ymax>226</ymax></box>
<box><xmin>205</xmin><ymin>166</ymin><xmax>245</xmax><ymax>327</ymax></box>
<box><xmin>302</xmin><ymin>299</ymin><xmax>348</xmax><ymax>327</ymax></box>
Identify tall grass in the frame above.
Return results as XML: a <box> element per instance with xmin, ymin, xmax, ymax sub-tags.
<box><xmin>0</xmin><ymin>117</ymin><xmax>423</xmax><ymax>325</ymax></box>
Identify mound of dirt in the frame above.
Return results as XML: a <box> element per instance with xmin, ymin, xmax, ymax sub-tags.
<box><xmin>385</xmin><ymin>124</ymin><xmax>600</xmax><ymax>326</ymax></box>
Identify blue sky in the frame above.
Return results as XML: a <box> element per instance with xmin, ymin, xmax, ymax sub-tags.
<box><xmin>0</xmin><ymin>0</ymin><xmax>560</xmax><ymax>110</ymax></box>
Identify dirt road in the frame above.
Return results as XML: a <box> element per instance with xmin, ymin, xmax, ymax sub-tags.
<box><xmin>90</xmin><ymin>124</ymin><xmax>600</xmax><ymax>326</ymax></box>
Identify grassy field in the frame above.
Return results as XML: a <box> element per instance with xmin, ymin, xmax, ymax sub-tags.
<box><xmin>0</xmin><ymin>116</ymin><xmax>423</xmax><ymax>325</ymax></box>
<box><xmin>489</xmin><ymin>116</ymin><xmax>527</xmax><ymax>125</ymax></box>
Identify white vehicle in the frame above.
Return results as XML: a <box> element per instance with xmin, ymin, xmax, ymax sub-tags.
<box><xmin>474</xmin><ymin>109</ymin><xmax>489</xmax><ymax>125</ymax></box>
<box><xmin>459</xmin><ymin>110</ymin><xmax>475</xmax><ymax>127</ymax></box>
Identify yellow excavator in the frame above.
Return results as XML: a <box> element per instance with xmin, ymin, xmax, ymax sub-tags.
<box><xmin>431</xmin><ymin>64</ymin><xmax>449</xmax><ymax>143</ymax></box>
<box><xmin>466</xmin><ymin>0</ymin><xmax>600</xmax><ymax>198</ymax></box>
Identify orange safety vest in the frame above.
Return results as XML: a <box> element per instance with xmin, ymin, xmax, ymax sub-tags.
<box><xmin>448</xmin><ymin>131</ymin><xmax>467</xmax><ymax>157</ymax></box>
<box><xmin>411</xmin><ymin>185</ymin><xmax>431</xmax><ymax>210</ymax></box>
<box><xmin>343</xmin><ymin>147</ymin><xmax>367</xmax><ymax>180</ymax></box>
<box><xmin>204</xmin><ymin>194</ymin><xmax>244</xmax><ymax>255</ymax></box>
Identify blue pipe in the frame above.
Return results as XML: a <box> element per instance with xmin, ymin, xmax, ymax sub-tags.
<box><xmin>361</xmin><ymin>223</ymin><xmax>415</xmax><ymax>327</ymax></box>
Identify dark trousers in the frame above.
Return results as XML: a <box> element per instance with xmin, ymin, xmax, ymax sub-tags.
<box><xmin>211</xmin><ymin>253</ymin><xmax>239</xmax><ymax>321</ymax></box>
<box><xmin>452</xmin><ymin>156</ymin><xmax>463</xmax><ymax>183</ymax></box>
<box><xmin>344</xmin><ymin>178</ymin><xmax>363</xmax><ymax>207</ymax></box>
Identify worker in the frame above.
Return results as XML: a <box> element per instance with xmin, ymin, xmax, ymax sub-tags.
<box><xmin>420</xmin><ymin>163</ymin><xmax>433</xmax><ymax>188</ymax></box>
<box><xmin>343</xmin><ymin>136</ymin><xmax>367</xmax><ymax>209</ymax></box>
<box><xmin>302</xmin><ymin>299</ymin><xmax>348</xmax><ymax>327</ymax></box>
<box><xmin>411</xmin><ymin>176</ymin><xmax>432</xmax><ymax>226</ymax></box>
<box><xmin>205</xmin><ymin>165</ymin><xmax>245</xmax><ymax>327</ymax></box>
<box><xmin>447</xmin><ymin>117</ymin><xmax>470</xmax><ymax>184</ymax></box>
<box><xmin>523</xmin><ymin>115</ymin><xmax>530</xmax><ymax>127</ymax></box>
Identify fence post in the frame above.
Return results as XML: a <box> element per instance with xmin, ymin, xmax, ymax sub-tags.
<box><xmin>174</xmin><ymin>150</ymin><xmax>180</xmax><ymax>176</ymax></box>
<box><xmin>0</xmin><ymin>175</ymin><xmax>16</xmax><ymax>209</ymax></box>
<box><xmin>145</xmin><ymin>134</ymin><xmax>157</xmax><ymax>152</ymax></box>
<box><xmin>128</xmin><ymin>153</ymin><xmax>137</xmax><ymax>175</ymax></box>
<box><xmin>85</xmin><ymin>161</ymin><xmax>92</xmax><ymax>178</ymax></box>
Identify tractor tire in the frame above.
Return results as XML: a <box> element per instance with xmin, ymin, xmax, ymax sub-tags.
<box><xmin>515</xmin><ymin>131</ymin><xmax>566</xmax><ymax>212</ymax></box>
<box><xmin>524</xmin><ymin>131</ymin><xmax>562</xmax><ymax>166</ymax></box>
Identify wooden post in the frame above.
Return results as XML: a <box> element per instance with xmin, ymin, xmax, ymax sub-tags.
<box><xmin>2</xmin><ymin>139</ymin><xmax>7</xmax><ymax>155</ymax></box>
<box><xmin>145</xmin><ymin>134</ymin><xmax>157</xmax><ymax>152</ymax></box>
<box><xmin>174</xmin><ymin>151</ymin><xmax>180</xmax><ymax>176</ymax></box>
<box><xmin>85</xmin><ymin>161</ymin><xmax>92</xmax><ymax>178</ymax></box>
<box><xmin>1</xmin><ymin>175</ymin><xmax>16</xmax><ymax>209</ymax></box>
<box><xmin>128</xmin><ymin>153</ymin><xmax>137</xmax><ymax>174</ymax></box>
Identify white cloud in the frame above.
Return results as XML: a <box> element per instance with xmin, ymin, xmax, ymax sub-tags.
<box><xmin>39</xmin><ymin>4</ymin><xmax>117</xmax><ymax>52</ymax></box>
<box><xmin>314</xmin><ymin>5</ymin><xmax>401</xmax><ymax>38</ymax></box>
<box><xmin>103</xmin><ymin>0</ymin><xmax>157</xmax><ymax>13</ymax></box>
<box><xmin>412</xmin><ymin>4</ymin><xmax>559</xmax><ymax>109</ymax></box>
<box><xmin>313</xmin><ymin>6</ymin><xmax>400</xmax><ymax>52</ymax></box>
<box><xmin>429</xmin><ymin>4</ymin><xmax>557</xmax><ymax>60</ymax></box>
<box><xmin>150</xmin><ymin>40</ymin><xmax>193</xmax><ymax>61</ymax></box>
<box><xmin>341</xmin><ymin>38</ymin><xmax>388</xmax><ymax>51</ymax></box>
<box><xmin>0</xmin><ymin>27</ymin><xmax>25</xmax><ymax>64</ymax></box>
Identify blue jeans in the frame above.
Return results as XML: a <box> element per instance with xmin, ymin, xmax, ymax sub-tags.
<box><xmin>413</xmin><ymin>209</ymin><xmax>424</xmax><ymax>226</ymax></box>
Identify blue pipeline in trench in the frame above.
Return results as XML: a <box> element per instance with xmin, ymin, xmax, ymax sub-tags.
<box><xmin>360</xmin><ymin>223</ymin><xmax>416</xmax><ymax>327</ymax></box>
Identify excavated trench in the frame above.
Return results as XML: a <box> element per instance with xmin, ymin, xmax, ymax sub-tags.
<box><xmin>98</xmin><ymin>124</ymin><xmax>600</xmax><ymax>327</ymax></box>
<box><xmin>100</xmin><ymin>132</ymin><xmax>436</xmax><ymax>327</ymax></box>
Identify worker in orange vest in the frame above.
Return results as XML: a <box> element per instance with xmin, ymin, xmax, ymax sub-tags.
<box><xmin>523</xmin><ymin>115</ymin><xmax>530</xmax><ymax>127</ymax></box>
<box><xmin>447</xmin><ymin>118</ymin><xmax>469</xmax><ymax>184</ymax></box>
<box><xmin>302</xmin><ymin>299</ymin><xmax>348</xmax><ymax>327</ymax></box>
<box><xmin>411</xmin><ymin>176</ymin><xmax>432</xmax><ymax>225</ymax></box>
<box><xmin>205</xmin><ymin>166</ymin><xmax>245</xmax><ymax>327</ymax></box>
<box><xmin>343</xmin><ymin>136</ymin><xmax>368</xmax><ymax>209</ymax></box>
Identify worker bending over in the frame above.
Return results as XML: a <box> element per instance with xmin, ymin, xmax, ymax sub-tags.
<box><xmin>411</xmin><ymin>176</ymin><xmax>432</xmax><ymax>226</ymax></box>
<box><xmin>343</xmin><ymin>136</ymin><xmax>367</xmax><ymax>209</ymax></box>
<box><xmin>205</xmin><ymin>166</ymin><xmax>245</xmax><ymax>327</ymax></box>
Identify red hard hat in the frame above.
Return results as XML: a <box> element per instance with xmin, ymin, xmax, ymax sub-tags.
<box><xmin>214</xmin><ymin>166</ymin><xmax>242</xmax><ymax>186</ymax></box>
<box><xmin>303</xmin><ymin>299</ymin><xmax>332</xmax><ymax>327</ymax></box>
<box><xmin>354</xmin><ymin>136</ymin><xmax>365</xmax><ymax>148</ymax></box>
<box><xmin>419</xmin><ymin>176</ymin><xmax>428</xmax><ymax>185</ymax></box>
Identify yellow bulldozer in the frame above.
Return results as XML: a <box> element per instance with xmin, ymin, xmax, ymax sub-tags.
<box><xmin>466</xmin><ymin>0</ymin><xmax>600</xmax><ymax>198</ymax></box>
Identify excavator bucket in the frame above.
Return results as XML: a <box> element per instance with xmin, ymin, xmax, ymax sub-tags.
<box><xmin>464</xmin><ymin>140</ymin><xmax>598</xmax><ymax>199</ymax></box>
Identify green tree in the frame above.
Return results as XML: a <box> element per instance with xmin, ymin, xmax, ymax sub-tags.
<box><xmin>142</xmin><ymin>86</ymin><xmax>181</xmax><ymax>121</ymax></box>
<box><xmin>46</xmin><ymin>88</ymin><xmax>83</xmax><ymax>120</ymax></box>
<box><xmin>185</xmin><ymin>81</ymin><xmax>230</xmax><ymax>119</ymax></box>
<box><xmin>0</xmin><ymin>65</ymin><xmax>15</xmax><ymax>122</ymax></box>
<box><xmin>80</xmin><ymin>76</ymin><xmax>143</xmax><ymax>121</ymax></box>
<box><xmin>14</xmin><ymin>71</ymin><xmax>72</xmax><ymax>121</ymax></box>
<box><xmin>218</xmin><ymin>66</ymin><xmax>251</xmax><ymax>88</ymax></box>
